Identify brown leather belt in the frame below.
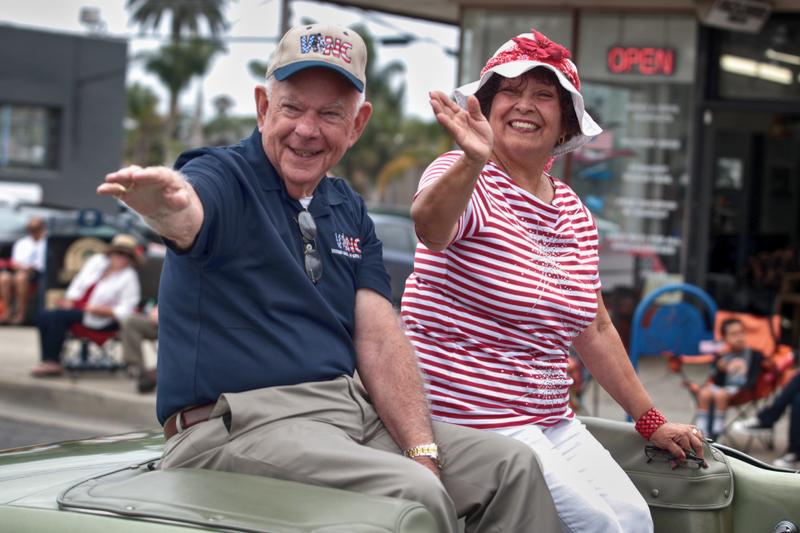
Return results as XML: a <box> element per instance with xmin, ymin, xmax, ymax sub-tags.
<box><xmin>163</xmin><ymin>403</ymin><xmax>215</xmax><ymax>441</ymax></box>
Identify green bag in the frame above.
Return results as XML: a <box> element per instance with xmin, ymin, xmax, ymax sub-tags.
<box><xmin>582</xmin><ymin>417</ymin><xmax>734</xmax><ymax>533</ymax></box>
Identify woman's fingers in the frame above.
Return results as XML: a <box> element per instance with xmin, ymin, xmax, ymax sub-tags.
<box><xmin>429</xmin><ymin>91</ymin><xmax>453</xmax><ymax>115</ymax></box>
<box><xmin>466</xmin><ymin>95</ymin><xmax>484</xmax><ymax>121</ymax></box>
<box><xmin>431</xmin><ymin>100</ymin><xmax>467</xmax><ymax>139</ymax></box>
<box><xmin>430</xmin><ymin>90</ymin><xmax>460</xmax><ymax>113</ymax></box>
<box><xmin>664</xmin><ymin>440</ymin><xmax>686</xmax><ymax>462</ymax></box>
<box><xmin>434</xmin><ymin>112</ymin><xmax>457</xmax><ymax>135</ymax></box>
<box><xmin>689</xmin><ymin>428</ymin><xmax>705</xmax><ymax>459</ymax></box>
<box><xmin>429</xmin><ymin>90</ymin><xmax>491</xmax><ymax>162</ymax></box>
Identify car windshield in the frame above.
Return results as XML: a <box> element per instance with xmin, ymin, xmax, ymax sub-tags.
<box><xmin>0</xmin><ymin>204</ymin><xmax>160</xmax><ymax>248</ymax></box>
<box><xmin>369</xmin><ymin>213</ymin><xmax>417</xmax><ymax>255</ymax></box>
<box><xmin>0</xmin><ymin>208</ymin><xmax>30</xmax><ymax>240</ymax></box>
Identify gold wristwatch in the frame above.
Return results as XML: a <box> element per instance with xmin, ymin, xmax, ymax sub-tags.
<box><xmin>403</xmin><ymin>443</ymin><xmax>442</xmax><ymax>467</ymax></box>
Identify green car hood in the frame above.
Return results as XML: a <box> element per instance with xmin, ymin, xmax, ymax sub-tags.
<box><xmin>0</xmin><ymin>430</ymin><xmax>164</xmax><ymax>509</ymax></box>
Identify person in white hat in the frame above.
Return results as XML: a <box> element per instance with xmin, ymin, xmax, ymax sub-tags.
<box><xmin>30</xmin><ymin>233</ymin><xmax>141</xmax><ymax>377</ymax></box>
<box><xmin>98</xmin><ymin>24</ymin><xmax>560</xmax><ymax>533</ymax></box>
<box><xmin>402</xmin><ymin>28</ymin><xmax>705</xmax><ymax>533</ymax></box>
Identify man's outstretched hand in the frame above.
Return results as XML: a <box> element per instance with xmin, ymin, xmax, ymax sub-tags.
<box><xmin>97</xmin><ymin>165</ymin><xmax>192</xmax><ymax>218</ymax></box>
<box><xmin>98</xmin><ymin>165</ymin><xmax>203</xmax><ymax>250</ymax></box>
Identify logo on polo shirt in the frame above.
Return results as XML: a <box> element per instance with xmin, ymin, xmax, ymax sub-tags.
<box><xmin>299</xmin><ymin>33</ymin><xmax>353</xmax><ymax>64</ymax></box>
<box><xmin>332</xmin><ymin>232</ymin><xmax>361</xmax><ymax>260</ymax></box>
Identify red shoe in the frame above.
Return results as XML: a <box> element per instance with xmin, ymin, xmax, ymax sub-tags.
<box><xmin>31</xmin><ymin>362</ymin><xmax>64</xmax><ymax>377</ymax></box>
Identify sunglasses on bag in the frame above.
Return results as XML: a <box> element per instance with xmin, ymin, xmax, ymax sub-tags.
<box><xmin>644</xmin><ymin>444</ymin><xmax>708</xmax><ymax>470</ymax></box>
<box><xmin>297</xmin><ymin>210</ymin><xmax>323</xmax><ymax>284</ymax></box>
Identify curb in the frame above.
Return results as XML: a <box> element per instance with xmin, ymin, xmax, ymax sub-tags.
<box><xmin>0</xmin><ymin>376</ymin><xmax>158</xmax><ymax>431</ymax></box>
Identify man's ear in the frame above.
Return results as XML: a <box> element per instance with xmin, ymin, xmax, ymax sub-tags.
<box><xmin>348</xmin><ymin>101</ymin><xmax>373</xmax><ymax>147</ymax></box>
<box><xmin>255</xmin><ymin>85</ymin><xmax>269</xmax><ymax>132</ymax></box>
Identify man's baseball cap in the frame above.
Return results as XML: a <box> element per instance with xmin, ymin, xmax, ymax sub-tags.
<box><xmin>267</xmin><ymin>24</ymin><xmax>367</xmax><ymax>92</ymax></box>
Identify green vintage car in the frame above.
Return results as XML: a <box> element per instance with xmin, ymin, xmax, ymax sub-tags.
<box><xmin>0</xmin><ymin>417</ymin><xmax>798</xmax><ymax>532</ymax></box>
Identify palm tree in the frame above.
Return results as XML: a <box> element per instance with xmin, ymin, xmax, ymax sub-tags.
<box><xmin>127</xmin><ymin>0</ymin><xmax>229</xmax><ymax>44</ymax></box>
<box><xmin>124</xmin><ymin>83</ymin><xmax>165</xmax><ymax>165</ymax></box>
<box><xmin>127</xmin><ymin>0</ymin><xmax>229</xmax><ymax>162</ymax></box>
<box><xmin>205</xmin><ymin>95</ymin><xmax>256</xmax><ymax>147</ymax></box>
<box><xmin>248</xmin><ymin>59</ymin><xmax>269</xmax><ymax>81</ymax></box>
<box><xmin>333</xmin><ymin>24</ymin><xmax>407</xmax><ymax>193</ymax></box>
<box><xmin>143</xmin><ymin>38</ymin><xmax>226</xmax><ymax>160</ymax></box>
<box><xmin>374</xmin><ymin>118</ymin><xmax>451</xmax><ymax>203</ymax></box>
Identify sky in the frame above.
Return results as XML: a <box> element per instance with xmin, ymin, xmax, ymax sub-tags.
<box><xmin>0</xmin><ymin>0</ymin><xmax>459</xmax><ymax>119</ymax></box>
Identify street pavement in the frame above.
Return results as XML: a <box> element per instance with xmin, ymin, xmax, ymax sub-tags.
<box><xmin>0</xmin><ymin>416</ymin><xmax>93</xmax><ymax>449</ymax></box>
<box><xmin>0</xmin><ymin>325</ymin><xmax>790</xmax><ymax>464</ymax></box>
<box><xmin>0</xmin><ymin>325</ymin><xmax>157</xmax><ymax>437</ymax></box>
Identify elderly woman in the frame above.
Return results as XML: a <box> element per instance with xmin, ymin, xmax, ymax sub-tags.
<box><xmin>401</xmin><ymin>29</ymin><xmax>703</xmax><ymax>533</ymax></box>
<box><xmin>31</xmin><ymin>234</ymin><xmax>141</xmax><ymax>377</ymax></box>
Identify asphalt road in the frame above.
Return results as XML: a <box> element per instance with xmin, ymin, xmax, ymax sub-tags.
<box><xmin>0</xmin><ymin>416</ymin><xmax>98</xmax><ymax>450</ymax></box>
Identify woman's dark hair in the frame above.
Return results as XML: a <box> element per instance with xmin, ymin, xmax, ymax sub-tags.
<box><xmin>473</xmin><ymin>67</ymin><xmax>581</xmax><ymax>143</ymax></box>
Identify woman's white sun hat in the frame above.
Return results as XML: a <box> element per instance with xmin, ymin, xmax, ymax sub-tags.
<box><xmin>454</xmin><ymin>29</ymin><xmax>602</xmax><ymax>157</ymax></box>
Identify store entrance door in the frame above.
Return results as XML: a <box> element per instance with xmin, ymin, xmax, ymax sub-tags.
<box><xmin>705</xmin><ymin>110</ymin><xmax>800</xmax><ymax>315</ymax></box>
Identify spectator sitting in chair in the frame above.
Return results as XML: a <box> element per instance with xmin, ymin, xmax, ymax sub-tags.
<box><xmin>30</xmin><ymin>234</ymin><xmax>141</xmax><ymax>377</ymax></box>
<box><xmin>696</xmin><ymin>318</ymin><xmax>764</xmax><ymax>440</ymax></box>
<box><xmin>732</xmin><ymin>370</ymin><xmax>800</xmax><ymax>469</ymax></box>
<box><xmin>0</xmin><ymin>217</ymin><xmax>47</xmax><ymax>324</ymax></box>
<box><xmin>120</xmin><ymin>302</ymin><xmax>158</xmax><ymax>393</ymax></box>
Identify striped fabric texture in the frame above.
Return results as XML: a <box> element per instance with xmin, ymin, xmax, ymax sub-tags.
<box><xmin>401</xmin><ymin>151</ymin><xmax>601</xmax><ymax>429</ymax></box>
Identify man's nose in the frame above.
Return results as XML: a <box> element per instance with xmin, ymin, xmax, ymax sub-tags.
<box><xmin>294</xmin><ymin>113</ymin><xmax>320</xmax><ymax>138</ymax></box>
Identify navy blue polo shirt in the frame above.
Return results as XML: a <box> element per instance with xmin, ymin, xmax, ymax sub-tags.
<box><xmin>155</xmin><ymin>129</ymin><xmax>392</xmax><ymax>424</ymax></box>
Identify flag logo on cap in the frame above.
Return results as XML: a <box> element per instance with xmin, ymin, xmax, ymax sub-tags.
<box><xmin>299</xmin><ymin>33</ymin><xmax>353</xmax><ymax>64</ymax></box>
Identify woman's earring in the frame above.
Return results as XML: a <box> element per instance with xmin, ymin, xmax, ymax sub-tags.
<box><xmin>558</xmin><ymin>134</ymin><xmax>567</xmax><ymax>145</ymax></box>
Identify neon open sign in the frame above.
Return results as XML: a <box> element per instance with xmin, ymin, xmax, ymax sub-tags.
<box><xmin>607</xmin><ymin>47</ymin><xmax>676</xmax><ymax>76</ymax></box>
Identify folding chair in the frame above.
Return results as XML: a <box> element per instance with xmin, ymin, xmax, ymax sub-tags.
<box><xmin>664</xmin><ymin>311</ymin><xmax>797</xmax><ymax>450</ymax></box>
<box><xmin>567</xmin><ymin>348</ymin><xmax>596</xmax><ymax>415</ymax></box>
<box><xmin>61</xmin><ymin>323</ymin><xmax>126</xmax><ymax>374</ymax></box>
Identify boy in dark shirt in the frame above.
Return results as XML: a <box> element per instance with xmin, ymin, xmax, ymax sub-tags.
<box><xmin>696</xmin><ymin>318</ymin><xmax>763</xmax><ymax>439</ymax></box>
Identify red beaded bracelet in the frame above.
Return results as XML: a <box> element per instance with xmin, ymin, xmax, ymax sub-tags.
<box><xmin>635</xmin><ymin>407</ymin><xmax>667</xmax><ymax>440</ymax></box>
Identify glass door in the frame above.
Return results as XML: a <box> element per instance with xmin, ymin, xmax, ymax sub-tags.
<box><xmin>705</xmin><ymin>110</ymin><xmax>800</xmax><ymax>315</ymax></box>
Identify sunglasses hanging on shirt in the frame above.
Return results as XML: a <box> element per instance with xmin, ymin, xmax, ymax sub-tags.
<box><xmin>297</xmin><ymin>210</ymin><xmax>323</xmax><ymax>284</ymax></box>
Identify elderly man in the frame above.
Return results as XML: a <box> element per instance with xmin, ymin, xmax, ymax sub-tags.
<box><xmin>99</xmin><ymin>24</ymin><xmax>558</xmax><ymax>532</ymax></box>
<box><xmin>0</xmin><ymin>217</ymin><xmax>46</xmax><ymax>324</ymax></box>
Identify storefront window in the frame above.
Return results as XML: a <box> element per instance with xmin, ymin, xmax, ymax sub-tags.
<box><xmin>715</xmin><ymin>14</ymin><xmax>800</xmax><ymax>102</ymax></box>
<box><xmin>0</xmin><ymin>103</ymin><xmax>61</xmax><ymax>170</ymax></box>
<box><xmin>572</xmin><ymin>14</ymin><xmax>697</xmax><ymax>292</ymax></box>
<box><xmin>460</xmin><ymin>9</ymin><xmax>573</xmax><ymax>86</ymax></box>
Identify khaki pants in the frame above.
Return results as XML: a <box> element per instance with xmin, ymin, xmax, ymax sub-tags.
<box><xmin>160</xmin><ymin>375</ymin><xmax>559</xmax><ymax>533</ymax></box>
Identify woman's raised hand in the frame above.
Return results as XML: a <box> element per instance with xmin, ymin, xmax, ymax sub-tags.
<box><xmin>429</xmin><ymin>91</ymin><xmax>493</xmax><ymax>165</ymax></box>
<box><xmin>97</xmin><ymin>165</ymin><xmax>192</xmax><ymax>218</ymax></box>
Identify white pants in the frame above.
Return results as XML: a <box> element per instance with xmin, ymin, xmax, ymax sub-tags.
<box><xmin>492</xmin><ymin>418</ymin><xmax>653</xmax><ymax>533</ymax></box>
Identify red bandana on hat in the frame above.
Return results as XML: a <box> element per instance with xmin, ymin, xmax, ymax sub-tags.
<box><xmin>481</xmin><ymin>29</ymin><xmax>581</xmax><ymax>90</ymax></box>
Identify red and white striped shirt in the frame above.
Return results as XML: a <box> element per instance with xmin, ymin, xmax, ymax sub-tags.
<box><xmin>401</xmin><ymin>151</ymin><xmax>601</xmax><ymax>429</ymax></box>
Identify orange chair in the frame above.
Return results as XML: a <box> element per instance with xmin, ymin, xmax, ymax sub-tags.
<box><xmin>61</xmin><ymin>323</ymin><xmax>125</xmax><ymax>374</ymax></box>
<box><xmin>664</xmin><ymin>310</ymin><xmax>797</xmax><ymax>449</ymax></box>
